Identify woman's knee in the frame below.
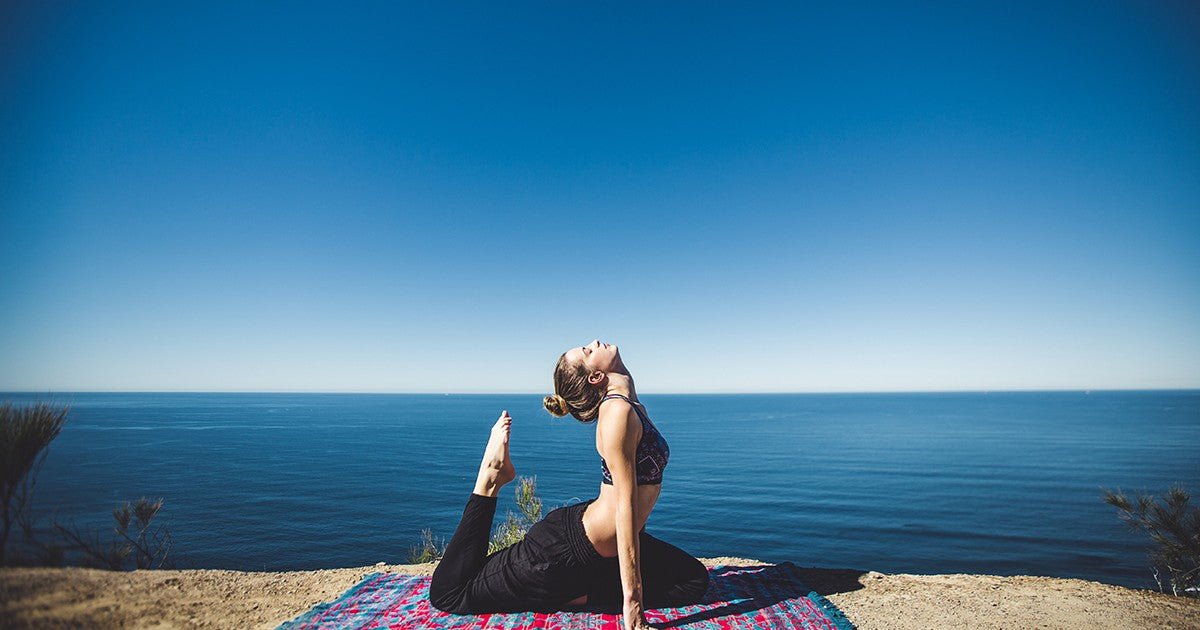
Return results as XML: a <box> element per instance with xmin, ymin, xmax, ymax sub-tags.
<box><xmin>678</xmin><ymin>558</ymin><xmax>710</xmax><ymax>599</ymax></box>
<box><xmin>428</xmin><ymin>578</ymin><xmax>468</xmax><ymax>614</ymax></box>
<box><xmin>646</xmin><ymin>557</ymin><xmax>709</xmax><ymax>606</ymax></box>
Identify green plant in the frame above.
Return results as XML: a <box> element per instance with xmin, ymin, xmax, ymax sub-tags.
<box><xmin>410</xmin><ymin>476</ymin><xmax>546</xmax><ymax>564</ymax></box>
<box><xmin>1103</xmin><ymin>485</ymin><xmax>1200</xmax><ymax>597</ymax></box>
<box><xmin>54</xmin><ymin>497</ymin><xmax>174</xmax><ymax>570</ymax></box>
<box><xmin>408</xmin><ymin>528</ymin><xmax>447</xmax><ymax>564</ymax></box>
<box><xmin>488</xmin><ymin>475</ymin><xmax>543</xmax><ymax>554</ymax></box>
<box><xmin>0</xmin><ymin>401</ymin><xmax>69</xmax><ymax>565</ymax></box>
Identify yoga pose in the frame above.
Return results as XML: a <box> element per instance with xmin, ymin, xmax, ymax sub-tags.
<box><xmin>429</xmin><ymin>340</ymin><xmax>708</xmax><ymax>629</ymax></box>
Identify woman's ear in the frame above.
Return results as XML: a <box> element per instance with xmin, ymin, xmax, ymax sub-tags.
<box><xmin>588</xmin><ymin>370</ymin><xmax>606</xmax><ymax>386</ymax></box>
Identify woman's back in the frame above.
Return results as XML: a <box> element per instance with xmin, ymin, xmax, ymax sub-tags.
<box><xmin>581</xmin><ymin>396</ymin><xmax>665</xmax><ymax>558</ymax></box>
<box><xmin>582</xmin><ymin>481</ymin><xmax>661</xmax><ymax>557</ymax></box>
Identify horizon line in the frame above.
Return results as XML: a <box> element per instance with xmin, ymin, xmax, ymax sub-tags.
<box><xmin>2</xmin><ymin>387</ymin><xmax>1198</xmax><ymax>396</ymax></box>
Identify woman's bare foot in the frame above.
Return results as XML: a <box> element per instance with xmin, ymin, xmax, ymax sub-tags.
<box><xmin>473</xmin><ymin>410</ymin><xmax>516</xmax><ymax>497</ymax></box>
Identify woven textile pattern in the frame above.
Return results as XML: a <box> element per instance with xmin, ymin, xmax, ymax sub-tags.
<box><xmin>279</xmin><ymin>563</ymin><xmax>855</xmax><ymax>629</ymax></box>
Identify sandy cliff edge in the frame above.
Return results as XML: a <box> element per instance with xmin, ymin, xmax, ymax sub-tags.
<box><xmin>2</xmin><ymin>557</ymin><xmax>1197</xmax><ymax>629</ymax></box>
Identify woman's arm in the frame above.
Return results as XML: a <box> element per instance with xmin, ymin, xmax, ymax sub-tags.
<box><xmin>597</xmin><ymin>401</ymin><xmax>656</xmax><ymax>629</ymax></box>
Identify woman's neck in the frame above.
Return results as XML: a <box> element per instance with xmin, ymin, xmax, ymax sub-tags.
<box><xmin>605</xmin><ymin>373</ymin><xmax>637</xmax><ymax>401</ymax></box>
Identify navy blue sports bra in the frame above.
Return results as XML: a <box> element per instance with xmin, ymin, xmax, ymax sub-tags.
<box><xmin>599</xmin><ymin>394</ymin><xmax>670</xmax><ymax>486</ymax></box>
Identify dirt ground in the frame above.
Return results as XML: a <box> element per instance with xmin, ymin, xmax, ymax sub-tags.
<box><xmin>2</xmin><ymin>557</ymin><xmax>1197</xmax><ymax>629</ymax></box>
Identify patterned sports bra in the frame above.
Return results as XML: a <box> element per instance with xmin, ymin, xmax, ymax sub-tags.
<box><xmin>599</xmin><ymin>394</ymin><xmax>670</xmax><ymax>486</ymax></box>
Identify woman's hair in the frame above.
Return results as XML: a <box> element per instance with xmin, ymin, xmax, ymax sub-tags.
<box><xmin>543</xmin><ymin>351</ymin><xmax>605</xmax><ymax>423</ymax></box>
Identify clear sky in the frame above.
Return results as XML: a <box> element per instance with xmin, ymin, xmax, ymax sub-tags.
<box><xmin>2</xmin><ymin>1</ymin><xmax>1198</xmax><ymax>393</ymax></box>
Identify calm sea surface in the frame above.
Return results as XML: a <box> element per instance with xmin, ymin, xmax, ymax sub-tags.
<box><xmin>4</xmin><ymin>391</ymin><xmax>1197</xmax><ymax>590</ymax></box>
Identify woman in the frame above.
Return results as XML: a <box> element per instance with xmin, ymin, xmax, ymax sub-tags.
<box><xmin>429</xmin><ymin>340</ymin><xmax>708</xmax><ymax>629</ymax></box>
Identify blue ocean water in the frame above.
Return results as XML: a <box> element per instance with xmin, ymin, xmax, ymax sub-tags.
<box><xmin>4</xmin><ymin>391</ymin><xmax>1197</xmax><ymax>590</ymax></box>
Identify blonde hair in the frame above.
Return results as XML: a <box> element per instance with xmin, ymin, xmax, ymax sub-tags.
<box><xmin>543</xmin><ymin>351</ymin><xmax>605</xmax><ymax>423</ymax></box>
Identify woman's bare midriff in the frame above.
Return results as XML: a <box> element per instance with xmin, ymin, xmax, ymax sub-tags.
<box><xmin>581</xmin><ymin>482</ymin><xmax>662</xmax><ymax>558</ymax></box>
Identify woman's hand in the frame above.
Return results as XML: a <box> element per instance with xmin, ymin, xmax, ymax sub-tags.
<box><xmin>624</xmin><ymin>599</ymin><xmax>658</xmax><ymax>630</ymax></box>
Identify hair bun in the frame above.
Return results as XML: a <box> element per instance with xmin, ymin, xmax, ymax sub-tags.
<box><xmin>543</xmin><ymin>394</ymin><xmax>569</xmax><ymax>417</ymax></box>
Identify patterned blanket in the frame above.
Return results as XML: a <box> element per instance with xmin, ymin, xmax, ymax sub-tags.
<box><xmin>279</xmin><ymin>562</ymin><xmax>855</xmax><ymax>629</ymax></box>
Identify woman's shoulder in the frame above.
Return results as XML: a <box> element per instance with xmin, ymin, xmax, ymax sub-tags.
<box><xmin>597</xmin><ymin>396</ymin><xmax>634</xmax><ymax>418</ymax></box>
<box><xmin>595</xmin><ymin>397</ymin><xmax>641</xmax><ymax>438</ymax></box>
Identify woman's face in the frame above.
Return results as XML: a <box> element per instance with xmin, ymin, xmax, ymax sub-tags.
<box><xmin>566</xmin><ymin>339</ymin><xmax>620</xmax><ymax>375</ymax></box>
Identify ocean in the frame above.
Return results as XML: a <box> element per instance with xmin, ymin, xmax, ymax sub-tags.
<box><xmin>4</xmin><ymin>391</ymin><xmax>1197</xmax><ymax>590</ymax></box>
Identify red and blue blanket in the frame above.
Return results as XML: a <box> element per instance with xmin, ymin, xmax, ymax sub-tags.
<box><xmin>279</xmin><ymin>562</ymin><xmax>855</xmax><ymax>629</ymax></box>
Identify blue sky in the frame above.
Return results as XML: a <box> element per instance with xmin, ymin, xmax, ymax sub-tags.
<box><xmin>2</xmin><ymin>1</ymin><xmax>1198</xmax><ymax>393</ymax></box>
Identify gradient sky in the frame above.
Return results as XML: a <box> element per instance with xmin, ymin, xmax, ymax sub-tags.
<box><xmin>2</xmin><ymin>1</ymin><xmax>1198</xmax><ymax>393</ymax></box>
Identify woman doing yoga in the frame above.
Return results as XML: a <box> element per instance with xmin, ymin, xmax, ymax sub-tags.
<box><xmin>429</xmin><ymin>340</ymin><xmax>708</xmax><ymax>629</ymax></box>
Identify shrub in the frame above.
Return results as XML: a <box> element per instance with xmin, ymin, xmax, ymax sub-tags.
<box><xmin>488</xmin><ymin>476</ymin><xmax>543</xmax><ymax>555</ymax></box>
<box><xmin>1103</xmin><ymin>486</ymin><xmax>1200</xmax><ymax>597</ymax></box>
<box><xmin>410</xmin><ymin>476</ymin><xmax>546</xmax><ymax>564</ymax></box>
<box><xmin>0</xmin><ymin>401</ymin><xmax>69</xmax><ymax>565</ymax></box>
<box><xmin>408</xmin><ymin>528</ymin><xmax>447</xmax><ymax>564</ymax></box>
<box><xmin>54</xmin><ymin>497</ymin><xmax>174</xmax><ymax>570</ymax></box>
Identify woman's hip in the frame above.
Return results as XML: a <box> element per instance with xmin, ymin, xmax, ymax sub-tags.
<box><xmin>521</xmin><ymin>500</ymin><xmax>601</xmax><ymax>569</ymax></box>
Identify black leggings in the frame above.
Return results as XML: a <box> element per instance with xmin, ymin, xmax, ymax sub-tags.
<box><xmin>429</xmin><ymin>493</ymin><xmax>709</xmax><ymax>614</ymax></box>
